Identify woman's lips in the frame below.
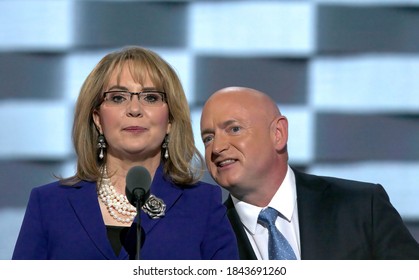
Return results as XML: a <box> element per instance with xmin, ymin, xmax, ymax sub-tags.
<box><xmin>123</xmin><ymin>126</ymin><xmax>147</xmax><ymax>133</ymax></box>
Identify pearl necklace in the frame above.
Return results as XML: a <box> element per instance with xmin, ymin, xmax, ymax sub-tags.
<box><xmin>97</xmin><ymin>170</ymin><xmax>137</xmax><ymax>224</ymax></box>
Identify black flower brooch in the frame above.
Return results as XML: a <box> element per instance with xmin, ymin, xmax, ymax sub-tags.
<box><xmin>142</xmin><ymin>194</ymin><xmax>166</xmax><ymax>219</ymax></box>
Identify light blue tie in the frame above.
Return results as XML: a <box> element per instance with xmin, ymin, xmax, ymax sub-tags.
<box><xmin>258</xmin><ymin>207</ymin><xmax>297</xmax><ymax>260</ymax></box>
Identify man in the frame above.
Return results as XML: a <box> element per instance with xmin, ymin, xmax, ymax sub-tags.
<box><xmin>200</xmin><ymin>86</ymin><xmax>419</xmax><ymax>260</ymax></box>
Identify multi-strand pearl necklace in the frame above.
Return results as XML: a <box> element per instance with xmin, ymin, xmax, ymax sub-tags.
<box><xmin>97</xmin><ymin>169</ymin><xmax>137</xmax><ymax>224</ymax></box>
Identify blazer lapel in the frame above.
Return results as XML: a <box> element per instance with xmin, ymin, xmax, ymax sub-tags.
<box><xmin>293</xmin><ymin>168</ymin><xmax>334</xmax><ymax>260</ymax></box>
<box><xmin>140</xmin><ymin>165</ymin><xmax>183</xmax><ymax>235</ymax></box>
<box><xmin>67</xmin><ymin>181</ymin><xmax>116</xmax><ymax>259</ymax></box>
<box><xmin>225</xmin><ymin>196</ymin><xmax>257</xmax><ymax>260</ymax></box>
<box><xmin>123</xmin><ymin>165</ymin><xmax>183</xmax><ymax>259</ymax></box>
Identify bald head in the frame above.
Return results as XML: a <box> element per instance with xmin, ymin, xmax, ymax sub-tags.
<box><xmin>204</xmin><ymin>87</ymin><xmax>281</xmax><ymax>121</ymax></box>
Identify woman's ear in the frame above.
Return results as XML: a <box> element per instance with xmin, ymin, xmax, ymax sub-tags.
<box><xmin>93</xmin><ymin>109</ymin><xmax>103</xmax><ymax>134</ymax></box>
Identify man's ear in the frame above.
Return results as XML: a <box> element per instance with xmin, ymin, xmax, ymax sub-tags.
<box><xmin>272</xmin><ymin>115</ymin><xmax>288</xmax><ymax>151</ymax></box>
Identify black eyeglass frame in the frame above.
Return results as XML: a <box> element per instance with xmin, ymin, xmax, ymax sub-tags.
<box><xmin>102</xmin><ymin>90</ymin><xmax>167</xmax><ymax>105</ymax></box>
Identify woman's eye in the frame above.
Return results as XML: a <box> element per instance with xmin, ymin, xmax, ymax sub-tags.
<box><xmin>112</xmin><ymin>95</ymin><xmax>127</xmax><ymax>102</ymax></box>
<box><xmin>143</xmin><ymin>93</ymin><xmax>159</xmax><ymax>103</ymax></box>
<box><xmin>108</xmin><ymin>92</ymin><xmax>129</xmax><ymax>103</ymax></box>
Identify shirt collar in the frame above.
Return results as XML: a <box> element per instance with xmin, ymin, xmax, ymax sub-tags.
<box><xmin>231</xmin><ymin>165</ymin><xmax>297</xmax><ymax>235</ymax></box>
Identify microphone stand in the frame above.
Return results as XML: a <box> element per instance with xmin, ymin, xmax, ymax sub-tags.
<box><xmin>134</xmin><ymin>189</ymin><xmax>146</xmax><ymax>260</ymax></box>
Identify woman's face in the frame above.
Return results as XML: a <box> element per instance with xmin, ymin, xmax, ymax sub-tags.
<box><xmin>93</xmin><ymin>63</ymin><xmax>171</xmax><ymax>163</ymax></box>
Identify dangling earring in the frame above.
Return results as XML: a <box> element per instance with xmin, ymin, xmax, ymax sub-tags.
<box><xmin>162</xmin><ymin>135</ymin><xmax>169</xmax><ymax>159</ymax></box>
<box><xmin>97</xmin><ymin>134</ymin><xmax>107</xmax><ymax>160</ymax></box>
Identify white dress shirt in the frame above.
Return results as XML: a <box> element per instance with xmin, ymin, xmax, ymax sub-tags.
<box><xmin>231</xmin><ymin>165</ymin><xmax>301</xmax><ymax>260</ymax></box>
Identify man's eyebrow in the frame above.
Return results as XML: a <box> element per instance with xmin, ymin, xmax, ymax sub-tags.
<box><xmin>201</xmin><ymin>127</ymin><xmax>213</xmax><ymax>137</ymax></box>
<box><xmin>201</xmin><ymin>119</ymin><xmax>238</xmax><ymax>137</ymax></box>
<box><xmin>223</xmin><ymin>119</ymin><xmax>239</xmax><ymax>126</ymax></box>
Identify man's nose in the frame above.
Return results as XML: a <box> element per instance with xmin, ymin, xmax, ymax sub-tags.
<box><xmin>212</xmin><ymin>134</ymin><xmax>229</xmax><ymax>154</ymax></box>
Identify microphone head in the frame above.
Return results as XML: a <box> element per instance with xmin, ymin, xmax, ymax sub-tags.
<box><xmin>125</xmin><ymin>166</ymin><xmax>152</xmax><ymax>207</ymax></box>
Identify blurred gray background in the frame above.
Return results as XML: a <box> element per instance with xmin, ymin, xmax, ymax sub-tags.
<box><xmin>1</xmin><ymin>0</ymin><xmax>418</xmax><ymax>259</ymax></box>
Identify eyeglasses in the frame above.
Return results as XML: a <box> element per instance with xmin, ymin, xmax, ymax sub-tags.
<box><xmin>103</xmin><ymin>90</ymin><xmax>167</xmax><ymax>107</ymax></box>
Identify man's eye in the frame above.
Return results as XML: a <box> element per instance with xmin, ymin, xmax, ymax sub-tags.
<box><xmin>202</xmin><ymin>135</ymin><xmax>213</xmax><ymax>145</ymax></box>
<box><xmin>230</xmin><ymin>126</ymin><xmax>241</xmax><ymax>133</ymax></box>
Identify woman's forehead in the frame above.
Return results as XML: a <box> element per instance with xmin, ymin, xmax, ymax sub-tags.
<box><xmin>106</xmin><ymin>61</ymin><xmax>162</xmax><ymax>88</ymax></box>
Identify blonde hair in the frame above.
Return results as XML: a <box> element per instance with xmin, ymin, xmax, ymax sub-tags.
<box><xmin>62</xmin><ymin>46</ymin><xmax>203</xmax><ymax>185</ymax></box>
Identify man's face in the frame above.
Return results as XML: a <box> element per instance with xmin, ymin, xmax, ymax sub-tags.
<box><xmin>200</xmin><ymin>91</ymin><xmax>279</xmax><ymax>195</ymax></box>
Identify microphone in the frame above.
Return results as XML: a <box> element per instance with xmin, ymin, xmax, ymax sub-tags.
<box><xmin>126</xmin><ymin>166</ymin><xmax>151</xmax><ymax>207</ymax></box>
<box><xmin>125</xmin><ymin>166</ymin><xmax>151</xmax><ymax>260</ymax></box>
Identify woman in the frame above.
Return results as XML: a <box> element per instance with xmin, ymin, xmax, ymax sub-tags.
<box><xmin>12</xmin><ymin>46</ymin><xmax>239</xmax><ymax>260</ymax></box>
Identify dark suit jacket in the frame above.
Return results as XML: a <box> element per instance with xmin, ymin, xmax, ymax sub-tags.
<box><xmin>12</xmin><ymin>165</ymin><xmax>239</xmax><ymax>260</ymax></box>
<box><xmin>225</xmin><ymin>168</ymin><xmax>419</xmax><ymax>260</ymax></box>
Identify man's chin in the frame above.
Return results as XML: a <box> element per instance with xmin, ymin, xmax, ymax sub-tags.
<box><xmin>214</xmin><ymin>176</ymin><xmax>242</xmax><ymax>190</ymax></box>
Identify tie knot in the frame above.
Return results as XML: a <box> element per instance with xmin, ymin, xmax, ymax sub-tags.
<box><xmin>258</xmin><ymin>207</ymin><xmax>279</xmax><ymax>227</ymax></box>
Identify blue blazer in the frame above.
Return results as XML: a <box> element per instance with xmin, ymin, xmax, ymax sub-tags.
<box><xmin>225</xmin><ymin>168</ymin><xmax>419</xmax><ymax>260</ymax></box>
<box><xmin>12</xmin><ymin>166</ymin><xmax>239</xmax><ymax>260</ymax></box>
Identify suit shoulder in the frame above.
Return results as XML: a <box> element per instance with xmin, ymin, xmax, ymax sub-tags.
<box><xmin>30</xmin><ymin>180</ymin><xmax>95</xmax><ymax>196</ymax></box>
<box><xmin>176</xmin><ymin>181</ymin><xmax>223</xmax><ymax>204</ymax></box>
<box><xmin>193</xmin><ymin>181</ymin><xmax>222</xmax><ymax>194</ymax></box>
<box><xmin>293</xmin><ymin>168</ymin><xmax>384</xmax><ymax>195</ymax></box>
